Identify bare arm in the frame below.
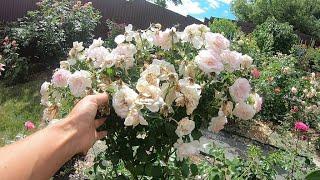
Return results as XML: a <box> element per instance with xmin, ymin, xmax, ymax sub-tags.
<box><xmin>0</xmin><ymin>93</ymin><xmax>108</xmax><ymax>180</ymax></box>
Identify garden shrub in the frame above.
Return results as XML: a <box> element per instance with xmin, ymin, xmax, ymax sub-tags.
<box><xmin>209</xmin><ymin>19</ymin><xmax>240</xmax><ymax>39</ymax></box>
<box><xmin>40</xmin><ymin>24</ymin><xmax>263</xmax><ymax>178</ymax></box>
<box><xmin>253</xmin><ymin>17</ymin><xmax>298</xmax><ymax>54</ymax></box>
<box><xmin>104</xmin><ymin>19</ymin><xmax>126</xmax><ymax>49</ymax></box>
<box><xmin>292</xmin><ymin>44</ymin><xmax>320</xmax><ymax>72</ymax></box>
<box><xmin>1</xmin><ymin>0</ymin><xmax>101</xmax><ymax>85</ymax></box>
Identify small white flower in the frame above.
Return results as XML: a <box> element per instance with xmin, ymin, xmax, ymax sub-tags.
<box><xmin>115</xmin><ymin>35</ymin><xmax>126</xmax><ymax>44</ymax></box>
<box><xmin>291</xmin><ymin>87</ymin><xmax>298</xmax><ymax>94</ymax></box>
<box><xmin>40</xmin><ymin>82</ymin><xmax>51</xmax><ymax>106</ymax></box>
<box><xmin>241</xmin><ymin>54</ymin><xmax>253</xmax><ymax>69</ymax></box>
<box><xmin>175</xmin><ymin>117</ymin><xmax>195</xmax><ymax>137</ymax></box>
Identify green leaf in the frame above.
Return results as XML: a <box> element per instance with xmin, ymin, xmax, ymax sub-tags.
<box><xmin>305</xmin><ymin>170</ymin><xmax>320</xmax><ymax>180</ymax></box>
<box><xmin>181</xmin><ymin>162</ymin><xmax>190</xmax><ymax>178</ymax></box>
<box><xmin>190</xmin><ymin>164</ymin><xmax>198</xmax><ymax>176</ymax></box>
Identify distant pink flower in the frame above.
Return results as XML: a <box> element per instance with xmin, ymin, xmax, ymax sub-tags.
<box><xmin>294</xmin><ymin>122</ymin><xmax>309</xmax><ymax>132</ymax></box>
<box><xmin>25</xmin><ymin>121</ymin><xmax>35</xmax><ymax>130</ymax></box>
<box><xmin>251</xmin><ymin>68</ymin><xmax>260</xmax><ymax>79</ymax></box>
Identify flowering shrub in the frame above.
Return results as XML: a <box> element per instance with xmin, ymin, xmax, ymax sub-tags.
<box><xmin>1</xmin><ymin>0</ymin><xmax>100</xmax><ymax>85</ymax></box>
<box><xmin>40</xmin><ymin>23</ymin><xmax>261</xmax><ymax>178</ymax></box>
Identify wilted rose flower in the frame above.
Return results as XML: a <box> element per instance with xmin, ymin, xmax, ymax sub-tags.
<box><xmin>175</xmin><ymin>117</ymin><xmax>195</xmax><ymax>137</ymax></box>
<box><xmin>294</xmin><ymin>122</ymin><xmax>309</xmax><ymax>132</ymax></box>
<box><xmin>177</xmin><ymin>78</ymin><xmax>202</xmax><ymax>115</ymax></box>
<box><xmin>124</xmin><ymin>108</ymin><xmax>148</xmax><ymax>127</ymax></box>
<box><xmin>113</xmin><ymin>85</ymin><xmax>138</xmax><ymax>118</ymax></box>
<box><xmin>229</xmin><ymin>78</ymin><xmax>251</xmax><ymax>102</ymax></box>
<box><xmin>52</xmin><ymin>69</ymin><xmax>71</xmax><ymax>87</ymax></box>
<box><xmin>112</xmin><ymin>43</ymin><xmax>137</xmax><ymax>69</ymax></box>
<box><xmin>208</xmin><ymin>115</ymin><xmax>227</xmax><ymax>133</ymax></box>
<box><xmin>274</xmin><ymin>87</ymin><xmax>281</xmax><ymax>94</ymax></box>
<box><xmin>251</xmin><ymin>93</ymin><xmax>263</xmax><ymax>112</ymax></box>
<box><xmin>233</xmin><ymin>102</ymin><xmax>256</xmax><ymax>120</ymax></box>
<box><xmin>68</xmin><ymin>70</ymin><xmax>92</xmax><ymax>97</ymax></box>
<box><xmin>195</xmin><ymin>49</ymin><xmax>224</xmax><ymax>74</ymax></box>
<box><xmin>25</xmin><ymin>121</ymin><xmax>35</xmax><ymax>130</ymax></box>
<box><xmin>204</xmin><ymin>32</ymin><xmax>230</xmax><ymax>51</ymax></box>
<box><xmin>251</xmin><ymin>68</ymin><xmax>260</xmax><ymax>79</ymax></box>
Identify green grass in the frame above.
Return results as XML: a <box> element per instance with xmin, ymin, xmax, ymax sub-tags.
<box><xmin>0</xmin><ymin>76</ymin><xmax>47</xmax><ymax>146</ymax></box>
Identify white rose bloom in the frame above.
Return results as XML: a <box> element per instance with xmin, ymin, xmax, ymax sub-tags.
<box><xmin>115</xmin><ymin>35</ymin><xmax>126</xmax><ymax>44</ymax></box>
<box><xmin>208</xmin><ymin>115</ymin><xmax>227</xmax><ymax>133</ymax></box>
<box><xmin>174</xmin><ymin>139</ymin><xmax>200</xmax><ymax>161</ymax></box>
<box><xmin>40</xmin><ymin>81</ymin><xmax>51</xmax><ymax>106</ymax></box>
<box><xmin>233</xmin><ymin>102</ymin><xmax>256</xmax><ymax>120</ymax></box>
<box><xmin>181</xmin><ymin>24</ymin><xmax>210</xmax><ymax>49</ymax></box>
<box><xmin>195</xmin><ymin>49</ymin><xmax>224</xmax><ymax>74</ymax></box>
<box><xmin>125</xmin><ymin>24</ymin><xmax>136</xmax><ymax>42</ymax></box>
<box><xmin>251</xmin><ymin>93</ymin><xmax>263</xmax><ymax>113</ymax></box>
<box><xmin>204</xmin><ymin>32</ymin><xmax>230</xmax><ymax>51</ymax></box>
<box><xmin>229</xmin><ymin>78</ymin><xmax>251</xmax><ymax>102</ymax></box>
<box><xmin>89</xmin><ymin>38</ymin><xmax>104</xmax><ymax>49</ymax></box>
<box><xmin>86</xmin><ymin>46</ymin><xmax>114</xmax><ymax>69</ymax></box>
<box><xmin>68</xmin><ymin>70</ymin><xmax>92</xmax><ymax>97</ymax></box>
<box><xmin>153</xmin><ymin>28</ymin><xmax>174</xmax><ymax>50</ymax></box>
<box><xmin>59</xmin><ymin>61</ymin><xmax>70</xmax><ymax>70</ymax></box>
<box><xmin>221</xmin><ymin>50</ymin><xmax>243</xmax><ymax>72</ymax></box>
<box><xmin>291</xmin><ymin>87</ymin><xmax>298</xmax><ymax>94</ymax></box>
<box><xmin>124</xmin><ymin>108</ymin><xmax>148</xmax><ymax>127</ymax></box>
<box><xmin>152</xmin><ymin>59</ymin><xmax>176</xmax><ymax>80</ymax></box>
<box><xmin>112</xmin><ymin>43</ymin><xmax>137</xmax><ymax>69</ymax></box>
<box><xmin>112</xmin><ymin>85</ymin><xmax>138</xmax><ymax>118</ymax></box>
<box><xmin>175</xmin><ymin>117</ymin><xmax>195</xmax><ymax>137</ymax></box>
<box><xmin>241</xmin><ymin>54</ymin><xmax>253</xmax><ymax>69</ymax></box>
<box><xmin>177</xmin><ymin>78</ymin><xmax>202</xmax><ymax>115</ymax></box>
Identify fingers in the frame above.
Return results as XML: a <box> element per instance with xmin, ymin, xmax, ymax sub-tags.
<box><xmin>95</xmin><ymin>118</ymin><xmax>106</xmax><ymax>128</ymax></box>
<box><xmin>92</xmin><ymin>93</ymin><xmax>109</xmax><ymax>106</ymax></box>
<box><xmin>95</xmin><ymin>131</ymin><xmax>108</xmax><ymax>140</ymax></box>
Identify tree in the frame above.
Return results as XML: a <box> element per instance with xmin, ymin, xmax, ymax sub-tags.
<box><xmin>231</xmin><ymin>0</ymin><xmax>320</xmax><ymax>40</ymax></box>
<box><xmin>150</xmin><ymin>0</ymin><xmax>182</xmax><ymax>7</ymax></box>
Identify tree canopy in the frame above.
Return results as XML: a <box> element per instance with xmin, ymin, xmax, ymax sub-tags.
<box><xmin>231</xmin><ymin>0</ymin><xmax>320</xmax><ymax>40</ymax></box>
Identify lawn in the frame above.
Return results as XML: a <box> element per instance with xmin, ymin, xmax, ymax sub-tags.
<box><xmin>0</xmin><ymin>74</ymin><xmax>49</xmax><ymax>146</ymax></box>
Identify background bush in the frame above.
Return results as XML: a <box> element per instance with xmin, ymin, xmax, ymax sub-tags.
<box><xmin>209</xmin><ymin>19</ymin><xmax>240</xmax><ymax>39</ymax></box>
<box><xmin>253</xmin><ymin>17</ymin><xmax>298</xmax><ymax>54</ymax></box>
<box><xmin>1</xmin><ymin>0</ymin><xmax>101</xmax><ymax>85</ymax></box>
<box><xmin>231</xmin><ymin>0</ymin><xmax>320</xmax><ymax>40</ymax></box>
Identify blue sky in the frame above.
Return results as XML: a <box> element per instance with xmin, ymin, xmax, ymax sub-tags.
<box><xmin>165</xmin><ymin>0</ymin><xmax>236</xmax><ymax>21</ymax></box>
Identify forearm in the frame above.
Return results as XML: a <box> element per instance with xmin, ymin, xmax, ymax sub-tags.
<box><xmin>0</xmin><ymin>119</ymin><xmax>78</xmax><ymax>180</ymax></box>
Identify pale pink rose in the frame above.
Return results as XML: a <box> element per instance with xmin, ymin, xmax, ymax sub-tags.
<box><xmin>25</xmin><ymin>121</ymin><xmax>35</xmax><ymax>130</ymax></box>
<box><xmin>153</xmin><ymin>28</ymin><xmax>173</xmax><ymax>50</ymax></box>
<box><xmin>204</xmin><ymin>32</ymin><xmax>230</xmax><ymax>51</ymax></box>
<box><xmin>195</xmin><ymin>50</ymin><xmax>224</xmax><ymax>74</ymax></box>
<box><xmin>220</xmin><ymin>50</ymin><xmax>243</xmax><ymax>72</ymax></box>
<box><xmin>52</xmin><ymin>69</ymin><xmax>71</xmax><ymax>87</ymax></box>
<box><xmin>229</xmin><ymin>78</ymin><xmax>251</xmax><ymax>102</ymax></box>
<box><xmin>175</xmin><ymin>117</ymin><xmax>195</xmax><ymax>137</ymax></box>
<box><xmin>112</xmin><ymin>43</ymin><xmax>137</xmax><ymax>69</ymax></box>
<box><xmin>208</xmin><ymin>115</ymin><xmax>228</xmax><ymax>133</ymax></box>
<box><xmin>113</xmin><ymin>85</ymin><xmax>138</xmax><ymax>118</ymax></box>
<box><xmin>233</xmin><ymin>102</ymin><xmax>256</xmax><ymax>120</ymax></box>
<box><xmin>68</xmin><ymin>70</ymin><xmax>92</xmax><ymax>97</ymax></box>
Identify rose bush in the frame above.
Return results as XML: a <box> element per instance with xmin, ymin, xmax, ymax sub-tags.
<box><xmin>40</xmin><ymin>23</ymin><xmax>261</xmax><ymax>178</ymax></box>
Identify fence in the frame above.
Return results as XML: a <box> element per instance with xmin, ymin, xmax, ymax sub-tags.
<box><xmin>0</xmin><ymin>0</ymin><xmax>202</xmax><ymax>37</ymax></box>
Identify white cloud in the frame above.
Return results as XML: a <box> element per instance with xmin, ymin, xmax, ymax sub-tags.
<box><xmin>206</xmin><ymin>0</ymin><xmax>232</xmax><ymax>9</ymax></box>
<box><xmin>166</xmin><ymin>0</ymin><xmax>205</xmax><ymax>16</ymax></box>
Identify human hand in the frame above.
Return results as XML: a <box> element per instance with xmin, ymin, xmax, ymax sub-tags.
<box><xmin>65</xmin><ymin>93</ymin><xmax>108</xmax><ymax>154</ymax></box>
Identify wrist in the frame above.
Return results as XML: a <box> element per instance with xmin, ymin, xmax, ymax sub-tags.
<box><xmin>49</xmin><ymin>118</ymin><xmax>80</xmax><ymax>156</ymax></box>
